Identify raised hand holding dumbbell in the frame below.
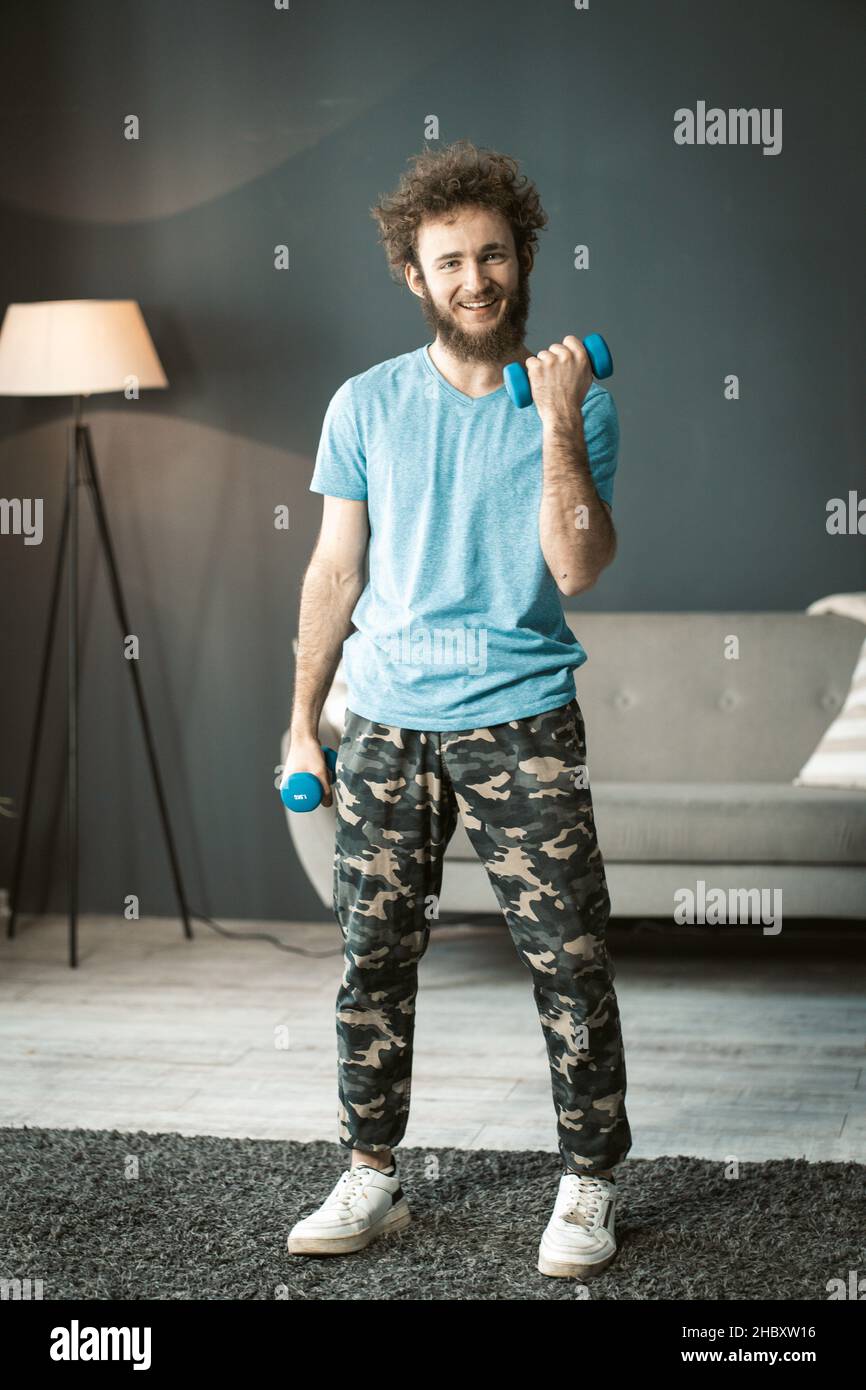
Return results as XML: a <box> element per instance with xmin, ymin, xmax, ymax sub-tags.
<box><xmin>503</xmin><ymin>332</ymin><xmax>613</xmax><ymax>412</ymax></box>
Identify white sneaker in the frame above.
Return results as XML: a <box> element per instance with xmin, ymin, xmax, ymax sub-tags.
<box><xmin>287</xmin><ymin>1164</ymin><xmax>410</xmax><ymax>1256</ymax></box>
<box><xmin>537</xmin><ymin>1173</ymin><xmax>618</xmax><ymax>1278</ymax></box>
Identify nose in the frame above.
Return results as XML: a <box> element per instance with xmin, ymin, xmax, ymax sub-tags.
<box><xmin>459</xmin><ymin>269</ymin><xmax>495</xmax><ymax>298</ymax></box>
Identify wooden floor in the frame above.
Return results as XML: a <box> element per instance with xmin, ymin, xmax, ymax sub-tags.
<box><xmin>1</xmin><ymin>915</ymin><xmax>864</xmax><ymax>1164</ymax></box>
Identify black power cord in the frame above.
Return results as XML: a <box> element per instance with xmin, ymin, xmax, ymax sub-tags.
<box><xmin>191</xmin><ymin>912</ymin><xmax>344</xmax><ymax>956</ymax></box>
<box><xmin>191</xmin><ymin>910</ymin><xmax>501</xmax><ymax>957</ymax></box>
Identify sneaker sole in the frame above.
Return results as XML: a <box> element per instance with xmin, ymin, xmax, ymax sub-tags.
<box><xmin>537</xmin><ymin>1245</ymin><xmax>617</xmax><ymax>1279</ymax></box>
<box><xmin>287</xmin><ymin>1198</ymin><xmax>411</xmax><ymax>1256</ymax></box>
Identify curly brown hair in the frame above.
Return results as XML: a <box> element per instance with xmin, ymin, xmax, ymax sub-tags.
<box><xmin>370</xmin><ymin>139</ymin><xmax>548</xmax><ymax>285</ymax></box>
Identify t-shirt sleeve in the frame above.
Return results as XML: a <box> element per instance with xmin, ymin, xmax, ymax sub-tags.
<box><xmin>581</xmin><ymin>387</ymin><xmax>620</xmax><ymax>508</ymax></box>
<box><xmin>309</xmin><ymin>378</ymin><xmax>368</xmax><ymax>501</ymax></box>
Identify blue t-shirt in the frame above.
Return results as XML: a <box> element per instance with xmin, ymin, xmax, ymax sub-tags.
<box><xmin>309</xmin><ymin>342</ymin><xmax>619</xmax><ymax>732</ymax></box>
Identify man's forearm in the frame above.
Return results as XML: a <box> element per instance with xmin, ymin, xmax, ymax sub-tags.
<box><xmin>290</xmin><ymin>560</ymin><xmax>364</xmax><ymax>739</ymax></box>
<box><xmin>539</xmin><ymin>414</ymin><xmax>616</xmax><ymax>596</ymax></box>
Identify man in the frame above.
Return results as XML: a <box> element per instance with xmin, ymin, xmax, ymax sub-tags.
<box><xmin>286</xmin><ymin>140</ymin><xmax>632</xmax><ymax>1280</ymax></box>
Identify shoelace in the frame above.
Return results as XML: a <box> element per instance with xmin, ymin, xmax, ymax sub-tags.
<box><xmin>328</xmin><ymin>1168</ymin><xmax>371</xmax><ymax>1210</ymax></box>
<box><xmin>560</xmin><ymin>1175</ymin><xmax>608</xmax><ymax>1228</ymax></box>
<box><xmin>327</xmin><ymin>1166</ymin><xmax>395</xmax><ymax>1212</ymax></box>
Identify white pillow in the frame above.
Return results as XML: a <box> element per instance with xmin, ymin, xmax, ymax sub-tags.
<box><xmin>794</xmin><ymin>635</ymin><xmax>866</xmax><ymax>790</ymax></box>
<box><xmin>806</xmin><ymin>592</ymin><xmax>866</xmax><ymax>622</ymax></box>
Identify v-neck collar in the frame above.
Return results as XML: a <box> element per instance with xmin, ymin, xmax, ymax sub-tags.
<box><xmin>421</xmin><ymin>342</ymin><xmax>509</xmax><ymax>406</ymax></box>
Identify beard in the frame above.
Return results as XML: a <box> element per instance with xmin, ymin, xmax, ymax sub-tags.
<box><xmin>417</xmin><ymin>267</ymin><xmax>531</xmax><ymax>364</ymax></box>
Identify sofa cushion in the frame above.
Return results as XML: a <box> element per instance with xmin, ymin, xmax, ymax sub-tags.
<box><xmin>568</xmin><ymin>612</ymin><xmax>865</xmax><ymax>782</ymax></box>
<box><xmin>443</xmin><ymin>782</ymin><xmax>866</xmax><ymax>866</ymax></box>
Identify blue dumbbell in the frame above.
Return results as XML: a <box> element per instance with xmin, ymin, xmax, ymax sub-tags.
<box><xmin>280</xmin><ymin>746</ymin><xmax>338</xmax><ymax>812</ymax></box>
<box><xmin>503</xmin><ymin>332</ymin><xmax>613</xmax><ymax>409</ymax></box>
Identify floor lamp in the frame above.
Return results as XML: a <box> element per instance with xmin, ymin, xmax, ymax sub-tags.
<box><xmin>0</xmin><ymin>299</ymin><xmax>193</xmax><ymax>967</ymax></box>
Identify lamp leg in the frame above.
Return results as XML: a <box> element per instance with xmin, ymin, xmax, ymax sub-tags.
<box><xmin>79</xmin><ymin>425</ymin><xmax>193</xmax><ymax>942</ymax></box>
<box><xmin>7</xmin><ymin>441</ymin><xmax>73</xmax><ymax>941</ymax></box>
<box><xmin>68</xmin><ymin>424</ymin><xmax>80</xmax><ymax>968</ymax></box>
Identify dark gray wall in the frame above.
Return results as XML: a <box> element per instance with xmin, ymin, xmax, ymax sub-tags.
<box><xmin>1</xmin><ymin>0</ymin><xmax>863</xmax><ymax>923</ymax></box>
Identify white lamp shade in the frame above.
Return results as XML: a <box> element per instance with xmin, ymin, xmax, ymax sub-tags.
<box><xmin>0</xmin><ymin>299</ymin><xmax>168</xmax><ymax>397</ymax></box>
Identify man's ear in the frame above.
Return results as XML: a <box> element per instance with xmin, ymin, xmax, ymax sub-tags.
<box><xmin>404</xmin><ymin>261</ymin><xmax>424</xmax><ymax>300</ymax></box>
<box><xmin>519</xmin><ymin>244</ymin><xmax>534</xmax><ymax>276</ymax></box>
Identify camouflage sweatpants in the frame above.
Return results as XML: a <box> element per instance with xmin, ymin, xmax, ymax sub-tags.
<box><xmin>332</xmin><ymin>696</ymin><xmax>633</xmax><ymax>1177</ymax></box>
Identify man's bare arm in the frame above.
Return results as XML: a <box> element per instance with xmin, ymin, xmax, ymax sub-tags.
<box><xmin>289</xmin><ymin>495</ymin><xmax>369</xmax><ymax>742</ymax></box>
<box><xmin>539</xmin><ymin>415</ymin><xmax>616</xmax><ymax>598</ymax></box>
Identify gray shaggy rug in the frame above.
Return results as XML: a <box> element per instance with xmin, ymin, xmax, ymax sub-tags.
<box><xmin>1</xmin><ymin>1126</ymin><xmax>862</xmax><ymax>1301</ymax></box>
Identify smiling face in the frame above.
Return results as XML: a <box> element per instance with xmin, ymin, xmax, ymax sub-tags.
<box><xmin>405</xmin><ymin>205</ymin><xmax>532</xmax><ymax>364</ymax></box>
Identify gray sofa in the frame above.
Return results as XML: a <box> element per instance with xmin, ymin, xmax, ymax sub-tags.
<box><xmin>283</xmin><ymin>612</ymin><xmax>866</xmax><ymax>921</ymax></box>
